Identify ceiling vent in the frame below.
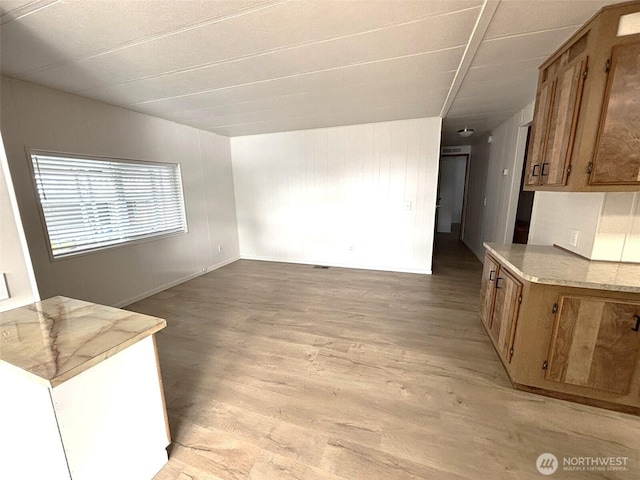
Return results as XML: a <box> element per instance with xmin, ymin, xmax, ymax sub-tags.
<box><xmin>441</xmin><ymin>145</ymin><xmax>471</xmax><ymax>155</ymax></box>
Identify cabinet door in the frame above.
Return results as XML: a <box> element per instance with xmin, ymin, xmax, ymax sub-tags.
<box><xmin>479</xmin><ymin>255</ymin><xmax>499</xmax><ymax>328</ymax></box>
<box><xmin>546</xmin><ymin>296</ymin><xmax>640</xmax><ymax>394</ymax></box>
<box><xmin>525</xmin><ymin>81</ymin><xmax>555</xmax><ymax>186</ymax></box>
<box><xmin>52</xmin><ymin>336</ymin><xmax>170</xmax><ymax>480</ymax></box>
<box><xmin>591</xmin><ymin>41</ymin><xmax>640</xmax><ymax>185</ymax></box>
<box><xmin>490</xmin><ymin>269</ymin><xmax>522</xmax><ymax>362</ymax></box>
<box><xmin>541</xmin><ymin>58</ymin><xmax>588</xmax><ymax>186</ymax></box>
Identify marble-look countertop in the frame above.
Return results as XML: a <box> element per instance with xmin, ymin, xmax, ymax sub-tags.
<box><xmin>484</xmin><ymin>243</ymin><xmax>640</xmax><ymax>293</ymax></box>
<box><xmin>0</xmin><ymin>296</ymin><xmax>166</xmax><ymax>387</ymax></box>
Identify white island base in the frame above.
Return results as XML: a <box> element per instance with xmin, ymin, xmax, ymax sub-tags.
<box><xmin>0</xmin><ymin>298</ymin><xmax>170</xmax><ymax>480</ymax></box>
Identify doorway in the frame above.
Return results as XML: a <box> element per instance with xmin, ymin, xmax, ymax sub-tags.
<box><xmin>512</xmin><ymin>127</ymin><xmax>534</xmax><ymax>244</ymax></box>
<box><xmin>436</xmin><ymin>154</ymin><xmax>469</xmax><ymax>239</ymax></box>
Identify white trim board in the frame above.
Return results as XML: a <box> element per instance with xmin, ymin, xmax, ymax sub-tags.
<box><xmin>115</xmin><ymin>255</ymin><xmax>240</xmax><ymax>308</ymax></box>
<box><xmin>239</xmin><ymin>255</ymin><xmax>432</xmax><ymax>275</ymax></box>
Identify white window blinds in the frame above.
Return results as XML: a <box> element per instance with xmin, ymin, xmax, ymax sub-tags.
<box><xmin>31</xmin><ymin>152</ymin><xmax>187</xmax><ymax>258</ymax></box>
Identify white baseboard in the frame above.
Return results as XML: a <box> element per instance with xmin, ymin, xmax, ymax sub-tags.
<box><xmin>462</xmin><ymin>238</ymin><xmax>484</xmax><ymax>262</ymax></box>
<box><xmin>238</xmin><ymin>255</ymin><xmax>432</xmax><ymax>275</ymax></box>
<box><xmin>115</xmin><ymin>255</ymin><xmax>240</xmax><ymax>308</ymax></box>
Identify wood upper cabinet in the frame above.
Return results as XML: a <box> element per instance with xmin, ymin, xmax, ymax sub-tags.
<box><xmin>545</xmin><ymin>295</ymin><xmax>640</xmax><ymax>394</ymax></box>
<box><xmin>525</xmin><ymin>82</ymin><xmax>554</xmax><ymax>186</ymax></box>
<box><xmin>541</xmin><ymin>59</ymin><xmax>588</xmax><ymax>186</ymax></box>
<box><xmin>524</xmin><ymin>1</ymin><xmax>640</xmax><ymax>192</ymax></box>
<box><xmin>591</xmin><ymin>41</ymin><xmax>640</xmax><ymax>185</ymax></box>
<box><xmin>526</xmin><ymin>56</ymin><xmax>587</xmax><ymax>187</ymax></box>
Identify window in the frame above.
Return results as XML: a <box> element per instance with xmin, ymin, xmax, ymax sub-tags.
<box><xmin>31</xmin><ymin>152</ymin><xmax>187</xmax><ymax>259</ymax></box>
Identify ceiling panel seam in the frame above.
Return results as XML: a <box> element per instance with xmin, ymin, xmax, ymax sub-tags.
<box><xmin>467</xmin><ymin>55</ymin><xmax>548</xmax><ymax>71</ymax></box>
<box><xmin>446</xmin><ymin>108</ymin><xmax>519</xmax><ymax>119</ymax></box>
<box><xmin>203</xmin><ymin>107</ymin><xmax>430</xmax><ymax>131</ymax></box>
<box><xmin>0</xmin><ymin>0</ymin><xmax>59</xmax><ymax>25</ymax></box>
<box><xmin>10</xmin><ymin>0</ymin><xmax>287</xmax><ymax>78</ymax></box>
<box><xmin>181</xmin><ymin>87</ymin><xmax>452</xmax><ymax>127</ymax></box>
<box><xmin>173</xmin><ymin>75</ymin><xmax>456</xmax><ymax>120</ymax></box>
<box><xmin>439</xmin><ymin>0</ymin><xmax>500</xmax><ymax>119</ymax></box>
<box><xmin>485</xmin><ymin>23</ymin><xmax>585</xmax><ymax>42</ymax></box>
<box><xmin>71</xmin><ymin>6</ymin><xmax>481</xmax><ymax>94</ymax></box>
<box><xmin>129</xmin><ymin>47</ymin><xmax>463</xmax><ymax>107</ymax></box>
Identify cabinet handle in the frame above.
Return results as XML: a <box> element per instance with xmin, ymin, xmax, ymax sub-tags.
<box><xmin>531</xmin><ymin>164</ymin><xmax>540</xmax><ymax>177</ymax></box>
<box><xmin>633</xmin><ymin>315</ymin><xmax>640</xmax><ymax>332</ymax></box>
<box><xmin>541</xmin><ymin>163</ymin><xmax>550</xmax><ymax>176</ymax></box>
<box><xmin>489</xmin><ymin>270</ymin><xmax>496</xmax><ymax>281</ymax></box>
<box><xmin>495</xmin><ymin>277</ymin><xmax>503</xmax><ymax>289</ymax></box>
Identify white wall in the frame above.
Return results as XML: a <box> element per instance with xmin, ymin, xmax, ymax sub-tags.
<box><xmin>463</xmin><ymin>102</ymin><xmax>534</xmax><ymax>260</ymax></box>
<box><xmin>1</xmin><ymin>77</ymin><xmax>240</xmax><ymax>307</ymax></box>
<box><xmin>529</xmin><ymin>192</ymin><xmax>603</xmax><ymax>257</ymax></box>
<box><xmin>530</xmin><ymin>191</ymin><xmax>640</xmax><ymax>263</ymax></box>
<box><xmin>594</xmin><ymin>193</ymin><xmax>640</xmax><ymax>263</ymax></box>
<box><xmin>621</xmin><ymin>194</ymin><xmax>640</xmax><ymax>263</ymax></box>
<box><xmin>231</xmin><ymin>118</ymin><xmax>442</xmax><ymax>274</ymax></box>
<box><xmin>0</xmin><ymin>133</ymin><xmax>39</xmax><ymax>312</ymax></box>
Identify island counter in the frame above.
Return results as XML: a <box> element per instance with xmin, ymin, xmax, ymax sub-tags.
<box><xmin>480</xmin><ymin>243</ymin><xmax>640</xmax><ymax>414</ymax></box>
<box><xmin>484</xmin><ymin>242</ymin><xmax>640</xmax><ymax>293</ymax></box>
<box><xmin>0</xmin><ymin>296</ymin><xmax>170</xmax><ymax>480</ymax></box>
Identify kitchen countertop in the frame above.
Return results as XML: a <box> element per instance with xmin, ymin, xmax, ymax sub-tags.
<box><xmin>484</xmin><ymin>243</ymin><xmax>640</xmax><ymax>293</ymax></box>
<box><xmin>0</xmin><ymin>296</ymin><xmax>166</xmax><ymax>387</ymax></box>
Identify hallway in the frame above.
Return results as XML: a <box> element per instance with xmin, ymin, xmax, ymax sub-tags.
<box><xmin>432</xmin><ymin>223</ymin><xmax>478</xmax><ymax>272</ymax></box>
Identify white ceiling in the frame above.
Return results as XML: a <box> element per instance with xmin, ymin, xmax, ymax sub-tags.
<box><xmin>0</xmin><ymin>0</ymin><xmax>619</xmax><ymax>143</ymax></box>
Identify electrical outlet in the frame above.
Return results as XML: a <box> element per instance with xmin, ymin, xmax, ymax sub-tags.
<box><xmin>569</xmin><ymin>229</ymin><xmax>579</xmax><ymax>247</ymax></box>
<box><xmin>403</xmin><ymin>201</ymin><xmax>412</xmax><ymax>211</ymax></box>
<box><xmin>217</xmin><ymin>244</ymin><xmax>223</xmax><ymax>253</ymax></box>
<box><xmin>349</xmin><ymin>244</ymin><xmax>355</xmax><ymax>253</ymax></box>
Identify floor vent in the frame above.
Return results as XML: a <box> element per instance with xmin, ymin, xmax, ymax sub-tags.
<box><xmin>313</xmin><ymin>265</ymin><xmax>330</xmax><ymax>269</ymax></box>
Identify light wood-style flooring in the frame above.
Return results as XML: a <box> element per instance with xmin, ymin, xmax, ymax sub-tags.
<box><xmin>128</xmin><ymin>235</ymin><xmax>640</xmax><ymax>479</ymax></box>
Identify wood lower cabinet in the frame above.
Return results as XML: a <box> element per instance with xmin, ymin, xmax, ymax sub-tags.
<box><xmin>479</xmin><ymin>254</ymin><xmax>522</xmax><ymax>366</ymax></box>
<box><xmin>479</xmin><ymin>255</ymin><xmax>500</xmax><ymax>328</ymax></box>
<box><xmin>480</xmin><ymin>252</ymin><xmax>640</xmax><ymax>414</ymax></box>
<box><xmin>490</xmin><ymin>269</ymin><xmax>522</xmax><ymax>362</ymax></box>
<box><xmin>546</xmin><ymin>296</ymin><xmax>640</xmax><ymax>395</ymax></box>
